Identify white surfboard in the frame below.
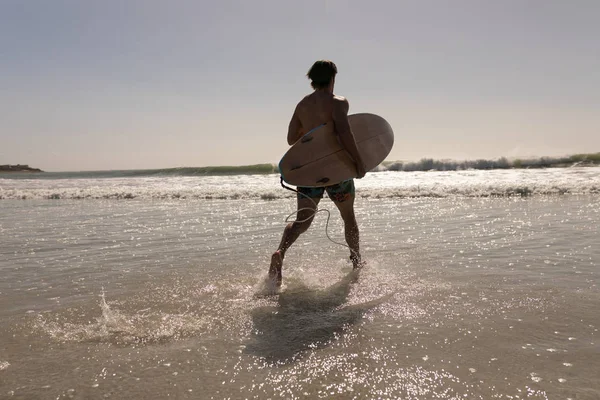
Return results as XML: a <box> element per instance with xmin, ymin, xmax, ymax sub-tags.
<box><xmin>279</xmin><ymin>113</ymin><xmax>394</xmax><ymax>187</ymax></box>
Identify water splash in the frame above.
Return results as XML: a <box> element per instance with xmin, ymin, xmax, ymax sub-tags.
<box><xmin>35</xmin><ymin>288</ymin><xmax>211</xmax><ymax>345</ymax></box>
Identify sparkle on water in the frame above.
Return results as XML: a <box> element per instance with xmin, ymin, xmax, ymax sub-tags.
<box><xmin>1</xmin><ymin>170</ymin><xmax>599</xmax><ymax>398</ymax></box>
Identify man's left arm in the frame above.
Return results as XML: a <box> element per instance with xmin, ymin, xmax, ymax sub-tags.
<box><xmin>287</xmin><ymin>108</ymin><xmax>303</xmax><ymax>145</ymax></box>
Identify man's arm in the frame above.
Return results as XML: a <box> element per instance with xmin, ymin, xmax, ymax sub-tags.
<box><xmin>287</xmin><ymin>107</ymin><xmax>304</xmax><ymax>145</ymax></box>
<box><xmin>332</xmin><ymin>97</ymin><xmax>366</xmax><ymax>178</ymax></box>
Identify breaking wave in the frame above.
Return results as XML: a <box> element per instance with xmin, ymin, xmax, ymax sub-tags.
<box><xmin>382</xmin><ymin>153</ymin><xmax>600</xmax><ymax>172</ymax></box>
<box><xmin>1</xmin><ymin>167</ymin><xmax>600</xmax><ymax>200</ymax></box>
<box><xmin>2</xmin><ymin>153</ymin><xmax>599</xmax><ymax>180</ymax></box>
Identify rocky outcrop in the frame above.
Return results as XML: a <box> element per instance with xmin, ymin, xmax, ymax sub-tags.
<box><xmin>0</xmin><ymin>164</ymin><xmax>43</xmax><ymax>173</ymax></box>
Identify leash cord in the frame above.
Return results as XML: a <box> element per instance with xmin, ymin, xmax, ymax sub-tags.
<box><xmin>279</xmin><ymin>177</ymin><xmax>350</xmax><ymax>251</ymax></box>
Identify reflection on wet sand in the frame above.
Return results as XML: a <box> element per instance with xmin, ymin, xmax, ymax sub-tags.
<box><xmin>248</xmin><ymin>270</ymin><xmax>392</xmax><ymax>363</ymax></box>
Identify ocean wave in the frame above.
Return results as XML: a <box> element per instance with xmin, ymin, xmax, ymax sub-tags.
<box><xmin>2</xmin><ymin>167</ymin><xmax>600</xmax><ymax>201</ymax></box>
<box><xmin>383</xmin><ymin>153</ymin><xmax>600</xmax><ymax>172</ymax></box>
<box><xmin>1</xmin><ymin>164</ymin><xmax>278</xmax><ymax>180</ymax></box>
<box><xmin>1</xmin><ymin>170</ymin><xmax>599</xmax><ymax>200</ymax></box>
<box><xmin>1</xmin><ymin>153</ymin><xmax>599</xmax><ymax>180</ymax></box>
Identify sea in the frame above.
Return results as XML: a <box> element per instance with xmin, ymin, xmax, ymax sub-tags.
<box><xmin>1</xmin><ymin>165</ymin><xmax>599</xmax><ymax>399</ymax></box>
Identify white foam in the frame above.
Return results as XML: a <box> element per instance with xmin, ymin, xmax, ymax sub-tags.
<box><xmin>1</xmin><ymin>167</ymin><xmax>600</xmax><ymax>200</ymax></box>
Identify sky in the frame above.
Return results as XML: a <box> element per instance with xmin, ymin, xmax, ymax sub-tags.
<box><xmin>1</xmin><ymin>0</ymin><xmax>599</xmax><ymax>171</ymax></box>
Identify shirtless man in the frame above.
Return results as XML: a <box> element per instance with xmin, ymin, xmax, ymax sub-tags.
<box><xmin>269</xmin><ymin>60</ymin><xmax>367</xmax><ymax>286</ymax></box>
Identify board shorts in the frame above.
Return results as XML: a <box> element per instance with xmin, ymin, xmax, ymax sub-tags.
<box><xmin>297</xmin><ymin>179</ymin><xmax>355</xmax><ymax>203</ymax></box>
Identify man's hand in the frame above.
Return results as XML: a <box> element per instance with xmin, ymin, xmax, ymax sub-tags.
<box><xmin>356</xmin><ymin>161</ymin><xmax>367</xmax><ymax>179</ymax></box>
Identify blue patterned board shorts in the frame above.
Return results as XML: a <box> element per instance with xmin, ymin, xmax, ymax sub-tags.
<box><xmin>297</xmin><ymin>179</ymin><xmax>355</xmax><ymax>203</ymax></box>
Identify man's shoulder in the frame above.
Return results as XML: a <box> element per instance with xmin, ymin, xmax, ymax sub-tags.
<box><xmin>332</xmin><ymin>95</ymin><xmax>349</xmax><ymax>113</ymax></box>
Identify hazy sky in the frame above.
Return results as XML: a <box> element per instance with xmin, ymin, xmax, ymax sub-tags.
<box><xmin>1</xmin><ymin>0</ymin><xmax>599</xmax><ymax>171</ymax></box>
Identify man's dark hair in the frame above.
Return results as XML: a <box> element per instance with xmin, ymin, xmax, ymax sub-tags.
<box><xmin>306</xmin><ymin>60</ymin><xmax>338</xmax><ymax>89</ymax></box>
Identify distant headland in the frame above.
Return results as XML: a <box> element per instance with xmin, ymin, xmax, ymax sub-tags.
<box><xmin>0</xmin><ymin>164</ymin><xmax>43</xmax><ymax>173</ymax></box>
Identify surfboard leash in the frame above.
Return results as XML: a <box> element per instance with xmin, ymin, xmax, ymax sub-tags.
<box><xmin>279</xmin><ymin>176</ymin><xmax>299</xmax><ymax>195</ymax></box>
<box><xmin>279</xmin><ymin>177</ymin><xmax>350</xmax><ymax>252</ymax></box>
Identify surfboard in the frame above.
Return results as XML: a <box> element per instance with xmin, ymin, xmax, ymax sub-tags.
<box><xmin>279</xmin><ymin>113</ymin><xmax>394</xmax><ymax>187</ymax></box>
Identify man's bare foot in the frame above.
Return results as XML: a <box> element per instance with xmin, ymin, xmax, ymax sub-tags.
<box><xmin>268</xmin><ymin>250</ymin><xmax>283</xmax><ymax>286</ymax></box>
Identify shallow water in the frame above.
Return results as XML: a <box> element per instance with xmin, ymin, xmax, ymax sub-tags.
<box><xmin>1</xmin><ymin>187</ymin><xmax>599</xmax><ymax>398</ymax></box>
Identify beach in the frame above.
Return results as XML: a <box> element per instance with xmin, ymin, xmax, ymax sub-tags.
<box><xmin>1</xmin><ymin>168</ymin><xmax>599</xmax><ymax>399</ymax></box>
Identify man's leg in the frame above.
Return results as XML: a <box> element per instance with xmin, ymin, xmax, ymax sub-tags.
<box><xmin>328</xmin><ymin>182</ymin><xmax>362</xmax><ymax>268</ymax></box>
<box><xmin>269</xmin><ymin>195</ymin><xmax>321</xmax><ymax>284</ymax></box>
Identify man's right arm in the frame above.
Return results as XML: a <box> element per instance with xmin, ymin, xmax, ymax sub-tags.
<box><xmin>332</xmin><ymin>97</ymin><xmax>366</xmax><ymax>178</ymax></box>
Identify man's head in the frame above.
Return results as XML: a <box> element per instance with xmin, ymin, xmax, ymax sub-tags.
<box><xmin>307</xmin><ymin>60</ymin><xmax>337</xmax><ymax>90</ymax></box>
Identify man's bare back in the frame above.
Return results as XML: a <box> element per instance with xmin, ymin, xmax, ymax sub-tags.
<box><xmin>288</xmin><ymin>91</ymin><xmax>366</xmax><ymax>177</ymax></box>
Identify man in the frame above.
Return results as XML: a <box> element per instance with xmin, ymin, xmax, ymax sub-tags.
<box><xmin>269</xmin><ymin>60</ymin><xmax>367</xmax><ymax>286</ymax></box>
